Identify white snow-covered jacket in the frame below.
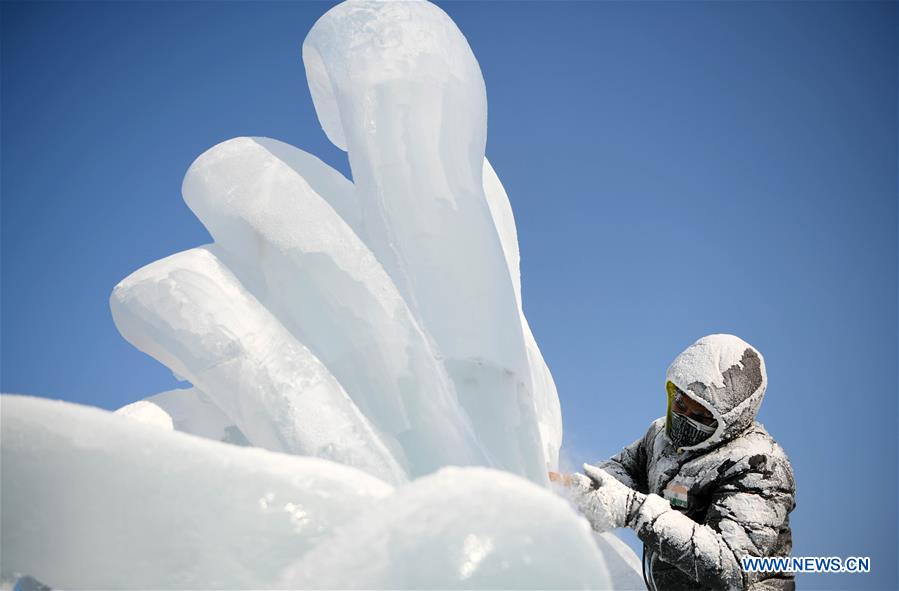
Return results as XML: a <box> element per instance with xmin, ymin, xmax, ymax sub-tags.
<box><xmin>596</xmin><ymin>335</ymin><xmax>796</xmax><ymax>591</ymax></box>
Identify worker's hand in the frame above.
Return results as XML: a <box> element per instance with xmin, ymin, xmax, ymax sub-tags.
<box><xmin>572</xmin><ymin>464</ymin><xmax>647</xmax><ymax>533</ymax></box>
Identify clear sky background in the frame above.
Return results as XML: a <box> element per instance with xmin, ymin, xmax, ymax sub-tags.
<box><xmin>2</xmin><ymin>2</ymin><xmax>896</xmax><ymax>589</ymax></box>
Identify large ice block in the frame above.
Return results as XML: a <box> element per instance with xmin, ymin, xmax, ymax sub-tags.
<box><xmin>483</xmin><ymin>158</ymin><xmax>563</xmax><ymax>471</ymax></box>
<box><xmin>0</xmin><ymin>395</ymin><xmax>393</xmax><ymax>589</ymax></box>
<box><xmin>280</xmin><ymin>466</ymin><xmax>615</xmax><ymax>589</ymax></box>
<box><xmin>304</xmin><ymin>0</ymin><xmax>547</xmax><ymax>482</ymax></box>
<box><xmin>116</xmin><ymin>387</ymin><xmax>250</xmax><ymax>446</ymax></box>
<box><xmin>182</xmin><ymin>137</ymin><xmax>488</xmax><ymax>476</ymax></box>
<box><xmin>109</xmin><ymin>246</ymin><xmax>407</xmax><ymax>484</ymax></box>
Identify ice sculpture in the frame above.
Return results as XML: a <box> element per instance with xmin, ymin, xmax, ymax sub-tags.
<box><xmin>110</xmin><ymin>245</ymin><xmax>408</xmax><ymax>485</ymax></box>
<box><xmin>1</xmin><ymin>0</ymin><xmax>643</xmax><ymax>588</ymax></box>
<box><xmin>116</xmin><ymin>387</ymin><xmax>250</xmax><ymax>445</ymax></box>
<box><xmin>110</xmin><ymin>0</ymin><xmax>558</xmax><ymax>485</ymax></box>
<box><xmin>1</xmin><ymin>396</ymin><xmax>393</xmax><ymax>589</ymax></box>
<box><xmin>2</xmin><ymin>395</ymin><xmax>645</xmax><ymax>589</ymax></box>
<box><xmin>278</xmin><ymin>468</ymin><xmax>614</xmax><ymax>589</ymax></box>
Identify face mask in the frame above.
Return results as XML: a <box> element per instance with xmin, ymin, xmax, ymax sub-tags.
<box><xmin>668</xmin><ymin>410</ymin><xmax>717</xmax><ymax>449</ymax></box>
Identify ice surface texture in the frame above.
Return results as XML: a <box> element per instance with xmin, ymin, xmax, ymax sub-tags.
<box><xmin>1</xmin><ymin>0</ymin><xmax>642</xmax><ymax>587</ymax></box>
<box><xmin>279</xmin><ymin>467</ymin><xmax>613</xmax><ymax>589</ymax></box>
<box><xmin>1</xmin><ymin>395</ymin><xmax>393</xmax><ymax>589</ymax></box>
<box><xmin>2</xmin><ymin>396</ymin><xmax>639</xmax><ymax>589</ymax></box>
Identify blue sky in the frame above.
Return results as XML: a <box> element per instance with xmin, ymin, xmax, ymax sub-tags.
<box><xmin>2</xmin><ymin>1</ymin><xmax>896</xmax><ymax>588</ymax></box>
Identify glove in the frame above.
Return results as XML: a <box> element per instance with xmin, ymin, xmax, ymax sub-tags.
<box><xmin>568</xmin><ymin>464</ymin><xmax>647</xmax><ymax>533</ymax></box>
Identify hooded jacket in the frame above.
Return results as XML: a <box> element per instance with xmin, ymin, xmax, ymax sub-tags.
<box><xmin>597</xmin><ymin>335</ymin><xmax>796</xmax><ymax>591</ymax></box>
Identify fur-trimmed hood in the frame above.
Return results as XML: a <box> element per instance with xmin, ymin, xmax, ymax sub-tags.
<box><xmin>665</xmin><ymin>334</ymin><xmax>767</xmax><ymax>453</ymax></box>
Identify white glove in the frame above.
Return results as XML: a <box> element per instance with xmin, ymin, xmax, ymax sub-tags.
<box><xmin>568</xmin><ymin>464</ymin><xmax>647</xmax><ymax>533</ymax></box>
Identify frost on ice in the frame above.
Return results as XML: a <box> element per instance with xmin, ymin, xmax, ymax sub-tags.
<box><xmin>1</xmin><ymin>0</ymin><xmax>641</xmax><ymax>588</ymax></box>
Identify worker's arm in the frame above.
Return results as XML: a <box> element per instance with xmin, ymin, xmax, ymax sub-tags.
<box><xmin>594</xmin><ymin>421</ymin><xmax>657</xmax><ymax>493</ymax></box>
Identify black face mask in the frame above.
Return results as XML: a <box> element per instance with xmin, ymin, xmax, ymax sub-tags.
<box><xmin>668</xmin><ymin>411</ymin><xmax>717</xmax><ymax>449</ymax></box>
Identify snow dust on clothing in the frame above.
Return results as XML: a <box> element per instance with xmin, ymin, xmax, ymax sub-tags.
<box><xmin>596</xmin><ymin>334</ymin><xmax>796</xmax><ymax>591</ymax></box>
